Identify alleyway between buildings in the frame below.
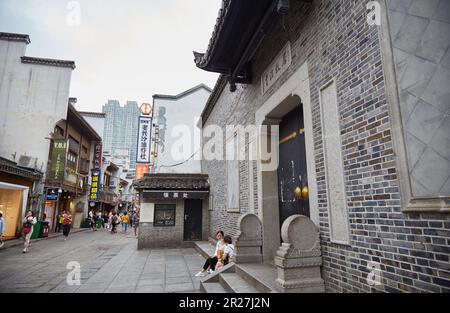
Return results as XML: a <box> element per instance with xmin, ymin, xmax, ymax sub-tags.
<box><xmin>0</xmin><ymin>230</ymin><xmax>204</xmax><ymax>293</ymax></box>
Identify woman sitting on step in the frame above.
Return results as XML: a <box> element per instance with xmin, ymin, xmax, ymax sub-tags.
<box><xmin>215</xmin><ymin>235</ymin><xmax>234</xmax><ymax>271</ymax></box>
<box><xmin>195</xmin><ymin>230</ymin><xmax>225</xmax><ymax>277</ymax></box>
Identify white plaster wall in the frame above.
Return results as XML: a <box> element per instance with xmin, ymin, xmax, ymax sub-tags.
<box><xmin>154</xmin><ymin>87</ymin><xmax>210</xmax><ymax>174</ymax></box>
<box><xmin>0</xmin><ymin>40</ymin><xmax>73</xmax><ymax>174</ymax></box>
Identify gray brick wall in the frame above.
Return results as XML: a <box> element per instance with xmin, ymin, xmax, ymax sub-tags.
<box><xmin>202</xmin><ymin>0</ymin><xmax>450</xmax><ymax>293</ymax></box>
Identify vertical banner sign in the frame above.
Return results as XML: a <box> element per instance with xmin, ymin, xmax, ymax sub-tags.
<box><xmin>89</xmin><ymin>170</ymin><xmax>100</xmax><ymax>201</ymax></box>
<box><xmin>93</xmin><ymin>142</ymin><xmax>102</xmax><ymax>169</ymax></box>
<box><xmin>49</xmin><ymin>139</ymin><xmax>67</xmax><ymax>182</ymax></box>
<box><xmin>135</xmin><ymin>164</ymin><xmax>149</xmax><ymax>180</ymax></box>
<box><xmin>136</xmin><ymin>116</ymin><xmax>152</xmax><ymax>163</ymax></box>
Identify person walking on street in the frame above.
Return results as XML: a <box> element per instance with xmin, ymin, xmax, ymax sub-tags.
<box><xmin>89</xmin><ymin>209</ymin><xmax>97</xmax><ymax>231</ymax></box>
<box><xmin>62</xmin><ymin>210</ymin><xmax>72</xmax><ymax>241</ymax></box>
<box><xmin>55</xmin><ymin>212</ymin><xmax>63</xmax><ymax>233</ymax></box>
<box><xmin>0</xmin><ymin>210</ymin><xmax>5</xmax><ymax>248</ymax></box>
<box><xmin>121</xmin><ymin>212</ymin><xmax>129</xmax><ymax>233</ymax></box>
<box><xmin>131</xmin><ymin>210</ymin><xmax>139</xmax><ymax>238</ymax></box>
<box><xmin>97</xmin><ymin>212</ymin><xmax>104</xmax><ymax>229</ymax></box>
<box><xmin>110</xmin><ymin>212</ymin><xmax>119</xmax><ymax>234</ymax></box>
<box><xmin>22</xmin><ymin>211</ymin><xmax>37</xmax><ymax>253</ymax></box>
<box><xmin>108</xmin><ymin>210</ymin><xmax>113</xmax><ymax>230</ymax></box>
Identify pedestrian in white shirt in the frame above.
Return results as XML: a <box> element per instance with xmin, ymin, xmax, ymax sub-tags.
<box><xmin>195</xmin><ymin>231</ymin><xmax>225</xmax><ymax>277</ymax></box>
<box><xmin>215</xmin><ymin>235</ymin><xmax>234</xmax><ymax>271</ymax></box>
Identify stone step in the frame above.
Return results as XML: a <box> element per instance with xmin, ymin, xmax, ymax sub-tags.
<box><xmin>219</xmin><ymin>272</ymin><xmax>260</xmax><ymax>293</ymax></box>
<box><xmin>200</xmin><ymin>282</ymin><xmax>227</xmax><ymax>293</ymax></box>
<box><xmin>235</xmin><ymin>264</ymin><xmax>276</xmax><ymax>293</ymax></box>
<box><xmin>193</xmin><ymin>241</ymin><xmax>215</xmax><ymax>259</ymax></box>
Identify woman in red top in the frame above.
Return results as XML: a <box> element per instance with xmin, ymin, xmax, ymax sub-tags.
<box><xmin>61</xmin><ymin>210</ymin><xmax>72</xmax><ymax>241</ymax></box>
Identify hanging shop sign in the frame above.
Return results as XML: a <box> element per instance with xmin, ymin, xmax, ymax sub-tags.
<box><xmin>93</xmin><ymin>142</ymin><xmax>102</xmax><ymax>169</ymax></box>
<box><xmin>135</xmin><ymin>164</ymin><xmax>149</xmax><ymax>180</ymax></box>
<box><xmin>46</xmin><ymin>188</ymin><xmax>59</xmax><ymax>201</ymax></box>
<box><xmin>49</xmin><ymin>139</ymin><xmax>67</xmax><ymax>182</ymax></box>
<box><xmin>89</xmin><ymin>170</ymin><xmax>101</xmax><ymax>201</ymax></box>
<box><xmin>136</xmin><ymin>116</ymin><xmax>152</xmax><ymax>163</ymax></box>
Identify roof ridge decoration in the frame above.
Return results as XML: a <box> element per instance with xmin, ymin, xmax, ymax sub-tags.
<box><xmin>21</xmin><ymin>56</ymin><xmax>76</xmax><ymax>69</ymax></box>
<box><xmin>193</xmin><ymin>0</ymin><xmax>232</xmax><ymax>69</ymax></box>
<box><xmin>152</xmin><ymin>83</ymin><xmax>212</xmax><ymax>100</ymax></box>
<box><xmin>0</xmin><ymin>32</ymin><xmax>31</xmax><ymax>44</ymax></box>
<box><xmin>78</xmin><ymin>111</ymin><xmax>107</xmax><ymax>118</ymax></box>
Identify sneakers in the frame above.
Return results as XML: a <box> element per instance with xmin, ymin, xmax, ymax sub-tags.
<box><xmin>208</xmin><ymin>269</ymin><xmax>215</xmax><ymax>274</ymax></box>
<box><xmin>195</xmin><ymin>271</ymin><xmax>206</xmax><ymax>277</ymax></box>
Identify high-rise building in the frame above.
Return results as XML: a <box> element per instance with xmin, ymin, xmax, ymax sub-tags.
<box><xmin>102</xmin><ymin>100</ymin><xmax>140</xmax><ymax>174</ymax></box>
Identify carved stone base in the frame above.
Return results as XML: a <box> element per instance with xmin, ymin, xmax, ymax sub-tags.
<box><xmin>275</xmin><ymin>215</ymin><xmax>325</xmax><ymax>293</ymax></box>
<box><xmin>276</xmin><ymin>277</ymin><xmax>325</xmax><ymax>293</ymax></box>
<box><xmin>234</xmin><ymin>214</ymin><xmax>263</xmax><ymax>264</ymax></box>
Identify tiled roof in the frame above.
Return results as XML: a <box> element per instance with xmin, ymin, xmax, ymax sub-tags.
<box><xmin>21</xmin><ymin>56</ymin><xmax>76</xmax><ymax>69</ymax></box>
<box><xmin>134</xmin><ymin>173</ymin><xmax>210</xmax><ymax>191</ymax></box>
<box><xmin>0</xmin><ymin>157</ymin><xmax>42</xmax><ymax>180</ymax></box>
<box><xmin>153</xmin><ymin>83</ymin><xmax>212</xmax><ymax>100</ymax></box>
<box><xmin>0</xmin><ymin>32</ymin><xmax>30</xmax><ymax>44</ymax></box>
<box><xmin>78</xmin><ymin>111</ymin><xmax>106</xmax><ymax>118</ymax></box>
<box><xmin>193</xmin><ymin>0</ymin><xmax>232</xmax><ymax>69</ymax></box>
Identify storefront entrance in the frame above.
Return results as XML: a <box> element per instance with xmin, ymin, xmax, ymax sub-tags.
<box><xmin>0</xmin><ymin>182</ymin><xmax>29</xmax><ymax>239</ymax></box>
<box><xmin>277</xmin><ymin>105</ymin><xmax>310</xmax><ymax>229</ymax></box>
<box><xmin>183</xmin><ymin>199</ymin><xmax>202</xmax><ymax>241</ymax></box>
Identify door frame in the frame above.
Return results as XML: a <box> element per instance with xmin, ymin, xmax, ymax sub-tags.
<box><xmin>183</xmin><ymin>199</ymin><xmax>203</xmax><ymax>241</ymax></box>
<box><xmin>255</xmin><ymin>61</ymin><xmax>319</xmax><ymax>262</ymax></box>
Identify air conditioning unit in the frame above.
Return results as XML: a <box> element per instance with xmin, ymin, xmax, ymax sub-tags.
<box><xmin>18</xmin><ymin>155</ymin><xmax>38</xmax><ymax>168</ymax></box>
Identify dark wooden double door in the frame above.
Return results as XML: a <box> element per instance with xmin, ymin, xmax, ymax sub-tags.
<box><xmin>277</xmin><ymin>106</ymin><xmax>310</xmax><ymax>228</ymax></box>
<box><xmin>183</xmin><ymin>199</ymin><xmax>202</xmax><ymax>241</ymax></box>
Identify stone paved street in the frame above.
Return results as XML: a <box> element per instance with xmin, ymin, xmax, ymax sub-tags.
<box><xmin>0</xmin><ymin>229</ymin><xmax>205</xmax><ymax>293</ymax></box>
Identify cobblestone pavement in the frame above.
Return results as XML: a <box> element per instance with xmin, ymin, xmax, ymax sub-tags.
<box><xmin>0</xmin><ymin>229</ymin><xmax>206</xmax><ymax>293</ymax></box>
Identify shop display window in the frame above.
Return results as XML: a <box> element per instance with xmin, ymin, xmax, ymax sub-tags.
<box><xmin>154</xmin><ymin>204</ymin><xmax>176</xmax><ymax>227</ymax></box>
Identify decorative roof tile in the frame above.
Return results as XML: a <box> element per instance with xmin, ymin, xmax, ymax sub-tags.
<box><xmin>21</xmin><ymin>56</ymin><xmax>76</xmax><ymax>69</ymax></box>
<box><xmin>0</xmin><ymin>32</ymin><xmax>30</xmax><ymax>44</ymax></box>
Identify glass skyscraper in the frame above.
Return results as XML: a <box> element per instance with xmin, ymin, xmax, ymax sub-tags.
<box><xmin>102</xmin><ymin>100</ymin><xmax>140</xmax><ymax>173</ymax></box>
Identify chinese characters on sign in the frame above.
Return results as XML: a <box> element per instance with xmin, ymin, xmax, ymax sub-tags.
<box><xmin>89</xmin><ymin>170</ymin><xmax>100</xmax><ymax>201</ymax></box>
<box><xmin>49</xmin><ymin>139</ymin><xmax>67</xmax><ymax>182</ymax></box>
<box><xmin>261</xmin><ymin>42</ymin><xmax>292</xmax><ymax>95</ymax></box>
<box><xmin>142</xmin><ymin>191</ymin><xmax>209</xmax><ymax>200</ymax></box>
<box><xmin>136</xmin><ymin>116</ymin><xmax>152</xmax><ymax>163</ymax></box>
<box><xmin>135</xmin><ymin>164</ymin><xmax>149</xmax><ymax>180</ymax></box>
<box><xmin>93</xmin><ymin>142</ymin><xmax>102</xmax><ymax>169</ymax></box>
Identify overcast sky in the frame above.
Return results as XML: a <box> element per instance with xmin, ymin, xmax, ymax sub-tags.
<box><xmin>0</xmin><ymin>0</ymin><xmax>220</xmax><ymax>112</ymax></box>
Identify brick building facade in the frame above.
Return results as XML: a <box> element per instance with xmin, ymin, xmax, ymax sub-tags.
<box><xmin>195</xmin><ymin>0</ymin><xmax>449</xmax><ymax>292</ymax></box>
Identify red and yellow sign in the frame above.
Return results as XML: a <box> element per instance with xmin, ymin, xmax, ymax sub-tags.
<box><xmin>136</xmin><ymin>164</ymin><xmax>149</xmax><ymax>180</ymax></box>
<box><xmin>140</xmin><ymin>103</ymin><xmax>152</xmax><ymax>116</ymax></box>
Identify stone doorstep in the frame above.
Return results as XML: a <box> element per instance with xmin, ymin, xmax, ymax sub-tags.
<box><xmin>219</xmin><ymin>272</ymin><xmax>260</xmax><ymax>293</ymax></box>
<box><xmin>200</xmin><ymin>282</ymin><xmax>227</xmax><ymax>293</ymax></box>
<box><xmin>235</xmin><ymin>264</ymin><xmax>278</xmax><ymax>293</ymax></box>
<box><xmin>193</xmin><ymin>241</ymin><xmax>216</xmax><ymax>259</ymax></box>
<box><xmin>0</xmin><ymin>228</ymin><xmax>90</xmax><ymax>250</ymax></box>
